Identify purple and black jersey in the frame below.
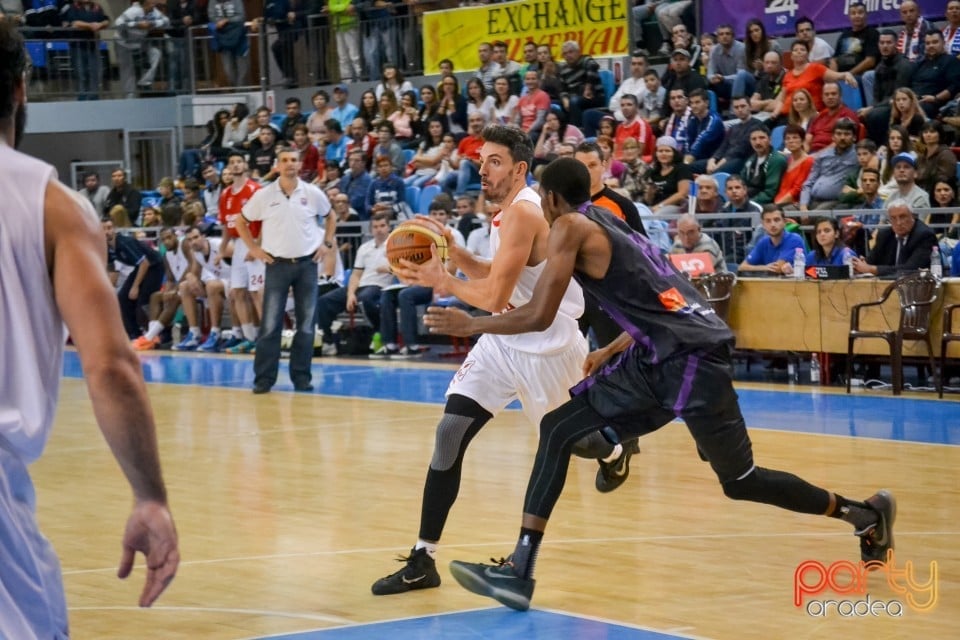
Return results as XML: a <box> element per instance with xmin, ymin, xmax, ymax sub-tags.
<box><xmin>573</xmin><ymin>205</ymin><xmax>733</xmax><ymax>364</ymax></box>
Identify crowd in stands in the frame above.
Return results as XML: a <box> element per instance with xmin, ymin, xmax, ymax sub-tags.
<box><xmin>64</xmin><ymin>0</ymin><xmax>960</xmax><ymax>364</ymax></box>
<box><xmin>2</xmin><ymin>0</ymin><xmax>506</xmax><ymax>94</ymax></box>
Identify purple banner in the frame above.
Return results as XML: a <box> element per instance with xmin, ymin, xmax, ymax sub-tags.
<box><xmin>701</xmin><ymin>0</ymin><xmax>942</xmax><ymax>38</ymax></box>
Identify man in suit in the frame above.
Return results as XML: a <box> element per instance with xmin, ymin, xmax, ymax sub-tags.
<box><xmin>851</xmin><ymin>200</ymin><xmax>937</xmax><ymax>276</ymax></box>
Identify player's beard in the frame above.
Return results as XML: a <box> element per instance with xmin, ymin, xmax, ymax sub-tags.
<box><xmin>13</xmin><ymin>102</ymin><xmax>26</xmax><ymax>149</ymax></box>
<box><xmin>482</xmin><ymin>174</ymin><xmax>513</xmax><ymax>205</ymax></box>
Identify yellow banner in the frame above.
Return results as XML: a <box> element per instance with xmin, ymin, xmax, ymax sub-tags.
<box><xmin>423</xmin><ymin>0</ymin><xmax>629</xmax><ymax>73</ymax></box>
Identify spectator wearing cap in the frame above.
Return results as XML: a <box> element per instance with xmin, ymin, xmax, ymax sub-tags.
<box><xmin>851</xmin><ymin>199</ymin><xmax>937</xmax><ymax>275</ymax></box>
<box><xmin>331</xmin><ymin>84</ymin><xmax>360</xmax><ymax>131</ymax></box>
<box><xmin>329</xmin><ymin>0</ymin><xmax>362</xmax><ymax>82</ymax></box>
<box><xmin>884</xmin><ymin>152</ymin><xmax>931</xmax><ymax>210</ymax></box>
<box><xmin>799</xmin><ymin>119</ymin><xmax>860</xmax><ymax>211</ymax></box>
<box><xmin>659</xmin><ymin>47</ymin><xmax>707</xmax><ymax>115</ymax></box>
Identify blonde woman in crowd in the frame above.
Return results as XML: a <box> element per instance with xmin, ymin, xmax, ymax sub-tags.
<box><xmin>889</xmin><ymin>87</ymin><xmax>926</xmax><ymax>137</ymax></box>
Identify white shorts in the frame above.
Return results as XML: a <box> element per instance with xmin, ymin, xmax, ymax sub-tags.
<box><xmin>445</xmin><ymin>332</ymin><xmax>589</xmax><ymax>427</ymax></box>
<box><xmin>230</xmin><ymin>237</ymin><xmax>265</xmax><ymax>292</ymax></box>
<box><xmin>0</xmin><ymin>445</ymin><xmax>68</xmax><ymax>639</ymax></box>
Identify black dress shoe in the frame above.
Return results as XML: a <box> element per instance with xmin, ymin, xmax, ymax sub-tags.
<box><xmin>252</xmin><ymin>385</ymin><xmax>272</xmax><ymax>394</ymax></box>
<box><xmin>293</xmin><ymin>383</ymin><xmax>314</xmax><ymax>392</ymax></box>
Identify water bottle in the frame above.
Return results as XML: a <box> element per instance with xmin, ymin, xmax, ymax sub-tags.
<box><xmin>844</xmin><ymin>252</ymin><xmax>854</xmax><ymax>279</ymax></box>
<box><xmin>810</xmin><ymin>353</ymin><xmax>821</xmax><ymax>384</ymax></box>
<box><xmin>793</xmin><ymin>248</ymin><xmax>806</xmax><ymax>280</ymax></box>
<box><xmin>930</xmin><ymin>246</ymin><xmax>942</xmax><ymax>279</ymax></box>
<box><xmin>787</xmin><ymin>359</ymin><xmax>797</xmax><ymax>382</ymax></box>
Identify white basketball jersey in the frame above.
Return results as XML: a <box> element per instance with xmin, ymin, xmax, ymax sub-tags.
<box><xmin>196</xmin><ymin>237</ymin><xmax>230</xmax><ymax>281</ymax></box>
<box><xmin>0</xmin><ymin>145</ymin><xmax>71</xmax><ymax>638</ymax></box>
<box><xmin>0</xmin><ymin>145</ymin><xmax>65</xmax><ymax>462</ymax></box>
<box><xmin>489</xmin><ymin>186</ymin><xmax>584</xmax><ymax>353</ymax></box>
<box><xmin>164</xmin><ymin>241</ymin><xmax>190</xmax><ymax>283</ymax></box>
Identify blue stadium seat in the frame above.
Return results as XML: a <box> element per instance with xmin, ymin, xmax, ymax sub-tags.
<box><xmin>841</xmin><ymin>82</ymin><xmax>863</xmax><ymax>111</ymax></box>
<box><xmin>712</xmin><ymin>172</ymin><xmax>731</xmax><ymax>195</ymax></box>
<box><xmin>402</xmin><ymin>148</ymin><xmax>415</xmax><ymax>165</ymax></box>
<box><xmin>770</xmin><ymin>125</ymin><xmax>786</xmax><ymax>151</ymax></box>
<box><xmin>418</xmin><ymin>184</ymin><xmax>441</xmax><ymax>214</ymax></box>
<box><xmin>405</xmin><ymin>186</ymin><xmax>420</xmax><ymax>213</ymax></box>
<box><xmin>599</xmin><ymin>69</ymin><xmax>616</xmax><ymax>101</ymax></box>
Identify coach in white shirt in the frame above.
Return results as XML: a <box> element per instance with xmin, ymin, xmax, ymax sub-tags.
<box><xmin>236</xmin><ymin>145</ymin><xmax>336</xmax><ymax>394</ymax></box>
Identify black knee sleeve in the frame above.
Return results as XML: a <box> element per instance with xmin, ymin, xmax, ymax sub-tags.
<box><xmin>722</xmin><ymin>467</ymin><xmax>831</xmax><ymax>515</ymax></box>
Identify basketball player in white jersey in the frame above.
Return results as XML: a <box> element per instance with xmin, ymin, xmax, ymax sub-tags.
<box><xmin>371</xmin><ymin>125</ymin><xmax>638</xmax><ymax>596</ymax></box>
<box><xmin>175</xmin><ymin>225</ymin><xmax>232</xmax><ymax>351</ymax></box>
<box><xmin>132</xmin><ymin>226</ymin><xmax>194</xmax><ymax>350</ymax></box>
<box><xmin>0</xmin><ymin>23</ymin><xmax>178</xmax><ymax>638</ymax></box>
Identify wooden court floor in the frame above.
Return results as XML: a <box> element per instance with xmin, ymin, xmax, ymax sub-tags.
<box><xmin>33</xmin><ymin>354</ymin><xmax>959</xmax><ymax>639</ymax></box>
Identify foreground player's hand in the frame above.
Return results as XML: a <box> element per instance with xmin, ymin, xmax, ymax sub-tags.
<box><xmin>118</xmin><ymin>500</ymin><xmax>180</xmax><ymax>607</ymax></box>
<box><xmin>423</xmin><ymin>305</ymin><xmax>475</xmax><ymax>336</ymax></box>
<box><xmin>582</xmin><ymin>349</ymin><xmax>611</xmax><ymax>377</ymax></box>
<box><xmin>395</xmin><ymin>245</ymin><xmax>446</xmax><ymax>288</ymax></box>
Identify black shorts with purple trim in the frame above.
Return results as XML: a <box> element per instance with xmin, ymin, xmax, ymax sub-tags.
<box><xmin>571</xmin><ymin>339</ymin><xmax>754</xmax><ymax>483</ymax></box>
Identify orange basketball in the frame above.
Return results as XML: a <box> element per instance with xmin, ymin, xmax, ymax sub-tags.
<box><xmin>386</xmin><ymin>223</ymin><xmax>449</xmax><ymax>269</ymax></box>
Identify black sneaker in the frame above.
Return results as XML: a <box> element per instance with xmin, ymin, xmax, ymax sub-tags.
<box><xmin>449</xmin><ymin>557</ymin><xmax>535</xmax><ymax>611</ymax></box>
<box><xmin>858</xmin><ymin>489</ymin><xmax>896</xmax><ymax>564</ymax></box>
<box><xmin>595</xmin><ymin>439</ymin><xmax>641</xmax><ymax>493</ymax></box>
<box><xmin>371</xmin><ymin>547</ymin><xmax>441</xmax><ymax>595</ymax></box>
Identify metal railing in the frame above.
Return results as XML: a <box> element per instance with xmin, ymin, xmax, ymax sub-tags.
<box><xmin>21</xmin><ymin>13</ymin><xmax>425</xmax><ymax>102</ymax></box>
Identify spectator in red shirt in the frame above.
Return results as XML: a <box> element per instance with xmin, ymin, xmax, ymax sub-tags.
<box><xmin>515</xmin><ymin>70</ymin><xmax>551</xmax><ymax>142</ymax></box>
<box><xmin>443</xmin><ymin>112</ymin><xmax>486</xmax><ymax>196</ymax></box>
<box><xmin>612</xmin><ymin>94</ymin><xmax>655</xmax><ymax>160</ymax></box>
<box><xmin>805</xmin><ymin>82</ymin><xmax>861</xmax><ymax>153</ymax></box>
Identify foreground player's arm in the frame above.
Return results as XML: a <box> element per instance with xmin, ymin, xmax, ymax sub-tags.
<box><xmin>582</xmin><ymin>331</ymin><xmax>633</xmax><ymax>377</ymax></box>
<box><xmin>448</xmin><ymin>242</ymin><xmax>492</xmax><ymax>280</ymax></box>
<box><xmin>425</xmin><ymin>213</ymin><xmax>582</xmax><ymax>335</ymax></box>
<box><xmin>44</xmin><ymin>182</ymin><xmax>179</xmax><ymax>608</ymax></box>
<box><xmin>399</xmin><ymin>201</ymin><xmax>544</xmax><ymax>312</ymax></box>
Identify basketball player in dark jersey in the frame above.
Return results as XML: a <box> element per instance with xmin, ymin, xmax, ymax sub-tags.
<box><xmin>423</xmin><ymin>158</ymin><xmax>895</xmax><ymax>612</ymax></box>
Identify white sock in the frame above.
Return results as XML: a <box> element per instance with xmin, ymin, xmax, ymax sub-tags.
<box><xmin>210</xmin><ymin>327</ymin><xmax>221</xmax><ymax>337</ymax></box>
<box><xmin>231</xmin><ymin>326</ymin><xmax>242</xmax><ymax>340</ymax></box>
<box><xmin>242</xmin><ymin>324</ymin><xmax>257</xmax><ymax>341</ymax></box>
<box><xmin>415</xmin><ymin>540</ymin><xmax>438</xmax><ymax>558</ymax></box>
<box><xmin>601</xmin><ymin>443</ymin><xmax>623</xmax><ymax>463</ymax></box>
<box><xmin>189</xmin><ymin>326</ymin><xmax>200</xmax><ymax>338</ymax></box>
<box><xmin>144</xmin><ymin>320</ymin><xmax>164</xmax><ymax>340</ymax></box>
